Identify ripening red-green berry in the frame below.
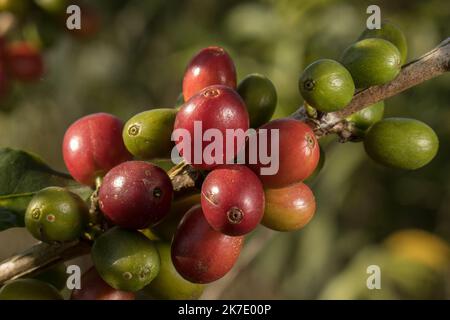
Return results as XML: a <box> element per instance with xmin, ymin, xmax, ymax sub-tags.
<box><xmin>247</xmin><ymin>118</ymin><xmax>320</xmax><ymax>188</ymax></box>
<box><xmin>62</xmin><ymin>113</ymin><xmax>132</xmax><ymax>186</ymax></box>
<box><xmin>201</xmin><ymin>165</ymin><xmax>265</xmax><ymax>236</ymax></box>
<box><xmin>182</xmin><ymin>46</ymin><xmax>236</xmax><ymax>101</ymax></box>
<box><xmin>262</xmin><ymin>181</ymin><xmax>316</xmax><ymax>232</ymax></box>
<box><xmin>172</xmin><ymin>205</ymin><xmax>244</xmax><ymax>284</ymax></box>
<box><xmin>98</xmin><ymin>161</ymin><xmax>173</xmax><ymax>230</ymax></box>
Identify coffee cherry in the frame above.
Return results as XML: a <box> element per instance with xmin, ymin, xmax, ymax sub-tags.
<box><xmin>237</xmin><ymin>73</ymin><xmax>277</xmax><ymax>128</ymax></box>
<box><xmin>91</xmin><ymin>227</ymin><xmax>160</xmax><ymax>292</ymax></box>
<box><xmin>0</xmin><ymin>279</ymin><xmax>63</xmax><ymax>300</ymax></box>
<box><xmin>5</xmin><ymin>42</ymin><xmax>44</xmax><ymax>82</ymax></box>
<box><xmin>358</xmin><ymin>21</ymin><xmax>407</xmax><ymax>64</ymax></box>
<box><xmin>151</xmin><ymin>193</ymin><xmax>201</xmax><ymax>241</ymax></box>
<box><xmin>62</xmin><ymin>113</ymin><xmax>132</xmax><ymax>186</ymax></box>
<box><xmin>201</xmin><ymin>165</ymin><xmax>265</xmax><ymax>236</ymax></box>
<box><xmin>71</xmin><ymin>267</ymin><xmax>135</xmax><ymax>300</ymax></box>
<box><xmin>262</xmin><ymin>182</ymin><xmax>316</xmax><ymax>232</ymax></box>
<box><xmin>341</xmin><ymin>38</ymin><xmax>401</xmax><ymax>88</ymax></box>
<box><xmin>182</xmin><ymin>46</ymin><xmax>236</xmax><ymax>101</ymax></box>
<box><xmin>299</xmin><ymin>59</ymin><xmax>355</xmax><ymax>112</ymax></box>
<box><xmin>25</xmin><ymin>187</ymin><xmax>88</xmax><ymax>243</ymax></box>
<box><xmin>98</xmin><ymin>161</ymin><xmax>173</xmax><ymax>230</ymax></box>
<box><xmin>123</xmin><ymin>108</ymin><xmax>177</xmax><ymax>160</ymax></box>
<box><xmin>247</xmin><ymin>118</ymin><xmax>320</xmax><ymax>188</ymax></box>
<box><xmin>174</xmin><ymin>85</ymin><xmax>249</xmax><ymax>170</ymax></box>
<box><xmin>143</xmin><ymin>242</ymin><xmax>204</xmax><ymax>300</ymax></box>
<box><xmin>346</xmin><ymin>101</ymin><xmax>384</xmax><ymax>133</ymax></box>
<box><xmin>172</xmin><ymin>205</ymin><xmax>244</xmax><ymax>283</ymax></box>
<box><xmin>364</xmin><ymin>118</ymin><xmax>439</xmax><ymax>170</ymax></box>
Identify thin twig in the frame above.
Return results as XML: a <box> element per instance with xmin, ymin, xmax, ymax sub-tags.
<box><xmin>0</xmin><ymin>241</ymin><xmax>90</xmax><ymax>284</ymax></box>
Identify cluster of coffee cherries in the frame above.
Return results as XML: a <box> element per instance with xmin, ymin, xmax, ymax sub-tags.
<box><xmin>0</xmin><ymin>21</ymin><xmax>440</xmax><ymax>300</ymax></box>
<box><xmin>299</xmin><ymin>21</ymin><xmax>438</xmax><ymax>169</ymax></box>
<box><xmin>1</xmin><ymin>45</ymin><xmax>321</xmax><ymax>300</ymax></box>
<box><xmin>0</xmin><ymin>0</ymin><xmax>99</xmax><ymax>104</ymax></box>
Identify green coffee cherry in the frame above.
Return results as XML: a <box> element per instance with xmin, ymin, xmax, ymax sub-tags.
<box><xmin>0</xmin><ymin>279</ymin><xmax>63</xmax><ymax>300</ymax></box>
<box><xmin>341</xmin><ymin>38</ymin><xmax>401</xmax><ymax>88</ymax></box>
<box><xmin>92</xmin><ymin>227</ymin><xmax>160</xmax><ymax>292</ymax></box>
<box><xmin>237</xmin><ymin>73</ymin><xmax>277</xmax><ymax>128</ymax></box>
<box><xmin>364</xmin><ymin>118</ymin><xmax>439</xmax><ymax>170</ymax></box>
<box><xmin>151</xmin><ymin>159</ymin><xmax>175</xmax><ymax>172</ymax></box>
<box><xmin>346</xmin><ymin>100</ymin><xmax>385</xmax><ymax>140</ymax></box>
<box><xmin>143</xmin><ymin>242</ymin><xmax>204</xmax><ymax>300</ymax></box>
<box><xmin>358</xmin><ymin>21</ymin><xmax>407</xmax><ymax>64</ymax></box>
<box><xmin>123</xmin><ymin>108</ymin><xmax>177</xmax><ymax>160</ymax></box>
<box><xmin>25</xmin><ymin>187</ymin><xmax>88</xmax><ymax>243</ymax></box>
<box><xmin>299</xmin><ymin>59</ymin><xmax>355</xmax><ymax>113</ymax></box>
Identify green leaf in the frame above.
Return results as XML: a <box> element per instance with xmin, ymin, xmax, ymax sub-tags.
<box><xmin>0</xmin><ymin>148</ymin><xmax>92</xmax><ymax>231</ymax></box>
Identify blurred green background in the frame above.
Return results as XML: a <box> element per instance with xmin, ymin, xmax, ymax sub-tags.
<box><xmin>0</xmin><ymin>0</ymin><xmax>449</xmax><ymax>299</ymax></box>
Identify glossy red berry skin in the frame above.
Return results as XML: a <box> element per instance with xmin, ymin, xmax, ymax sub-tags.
<box><xmin>171</xmin><ymin>205</ymin><xmax>244</xmax><ymax>284</ymax></box>
<box><xmin>5</xmin><ymin>42</ymin><xmax>44</xmax><ymax>82</ymax></box>
<box><xmin>98</xmin><ymin>161</ymin><xmax>173</xmax><ymax>230</ymax></box>
<box><xmin>71</xmin><ymin>267</ymin><xmax>135</xmax><ymax>300</ymax></box>
<box><xmin>174</xmin><ymin>85</ymin><xmax>249</xmax><ymax>170</ymax></box>
<box><xmin>201</xmin><ymin>165</ymin><xmax>264</xmax><ymax>236</ymax></box>
<box><xmin>62</xmin><ymin>113</ymin><xmax>132</xmax><ymax>186</ymax></box>
<box><xmin>182</xmin><ymin>46</ymin><xmax>236</xmax><ymax>101</ymax></box>
<box><xmin>247</xmin><ymin>118</ymin><xmax>320</xmax><ymax>188</ymax></box>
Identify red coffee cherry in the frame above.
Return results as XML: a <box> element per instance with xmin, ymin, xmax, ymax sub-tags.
<box><xmin>174</xmin><ymin>85</ymin><xmax>249</xmax><ymax>170</ymax></box>
<box><xmin>262</xmin><ymin>181</ymin><xmax>316</xmax><ymax>232</ymax></box>
<box><xmin>98</xmin><ymin>161</ymin><xmax>173</xmax><ymax>230</ymax></box>
<box><xmin>247</xmin><ymin>118</ymin><xmax>320</xmax><ymax>188</ymax></box>
<box><xmin>171</xmin><ymin>205</ymin><xmax>244</xmax><ymax>283</ymax></box>
<box><xmin>5</xmin><ymin>42</ymin><xmax>44</xmax><ymax>82</ymax></box>
<box><xmin>182</xmin><ymin>46</ymin><xmax>236</xmax><ymax>101</ymax></box>
<box><xmin>71</xmin><ymin>267</ymin><xmax>135</xmax><ymax>300</ymax></box>
<box><xmin>62</xmin><ymin>113</ymin><xmax>132</xmax><ymax>186</ymax></box>
<box><xmin>201</xmin><ymin>165</ymin><xmax>264</xmax><ymax>236</ymax></box>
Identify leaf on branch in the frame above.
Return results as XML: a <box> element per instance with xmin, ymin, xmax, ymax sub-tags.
<box><xmin>0</xmin><ymin>148</ymin><xmax>92</xmax><ymax>231</ymax></box>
